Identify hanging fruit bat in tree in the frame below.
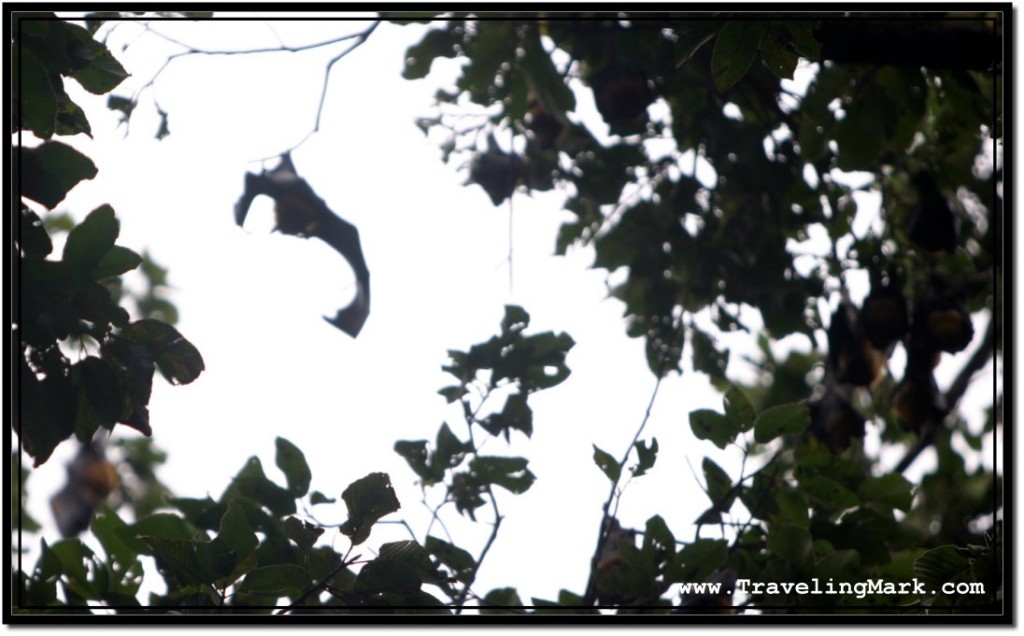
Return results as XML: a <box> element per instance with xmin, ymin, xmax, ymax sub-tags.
<box><xmin>860</xmin><ymin>268</ymin><xmax>909</xmax><ymax>352</ymax></box>
<box><xmin>907</xmin><ymin>171</ymin><xmax>959</xmax><ymax>255</ymax></box>
<box><xmin>892</xmin><ymin>328</ymin><xmax>947</xmax><ymax>434</ymax></box>
<box><xmin>827</xmin><ymin>301</ymin><xmax>886</xmax><ymax>387</ymax></box>
<box><xmin>809</xmin><ymin>381</ymin><xmax>867</xmax><ymax>455</ymax></box>
<box><xmin>234</xmin><ymin>153</ymin><xmax>370</xmax><ymax>337</ymax></box>
<box><xmin>50</xmin><ymin>442</ymin><xmax>119</xmax><ymax>537</ymax></box>
<box><xmin>914</xmin><ymin>276</ymin><xmax>975</xmax><ymax>354</ymax></box>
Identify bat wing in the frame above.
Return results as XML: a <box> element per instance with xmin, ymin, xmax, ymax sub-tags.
<box><xmin>314</xmin><ymin>211</ymin><xmax>370</xmax><ymax>337</ymax></box>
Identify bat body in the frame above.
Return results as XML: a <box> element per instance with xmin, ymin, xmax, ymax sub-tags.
<box><xmin>234</xmin><ymin>154</ymin><xmax>370</xmax><ymax>337</ymax></box>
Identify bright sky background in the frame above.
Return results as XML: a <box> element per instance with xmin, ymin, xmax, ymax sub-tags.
<box><xmin>18</xmin><ymin>12</ymin><xmax>1004</xmax><ymax>618</ymax></box>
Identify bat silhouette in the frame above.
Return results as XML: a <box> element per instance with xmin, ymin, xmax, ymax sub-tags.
<box><xmin>234</xmin><ymin>153</ymin><xmax>370</xmax><ymax>337</ymax></box>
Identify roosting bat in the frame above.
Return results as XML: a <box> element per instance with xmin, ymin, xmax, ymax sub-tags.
<box><xmin>234</xmin><ymin>153</ymin><xmax>370</xmax><ymax>337</ymax></box>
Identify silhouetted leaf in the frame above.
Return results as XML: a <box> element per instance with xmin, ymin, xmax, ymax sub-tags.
<box><xmin>689</xmin><ymin>409</ymin><xmax>737</xmax><ymax>450</ymax></box>
<box><xmin>632</xmin><ymin>438</ymin><xmax>658</xmax><ymax>477</ymax></box>
<box><xmin>592</xmin><ymin>445</ymin><xmax>620</xmax><ymax>483</ymax></box>
<box><xmin>275</xmin><ymin>437</ymin><xmax>311</xmax><ymax>498</ymax></box>
<box><xmin>282</xmin><ymin>516</ymin><xmax>324</xmax><ymax>552</ymax></box>
<box><xmin>19</xmin><ymin>141</ymin><xmax>98</xmax><ymax>209</ymax></box>
<box><xmin>339</xmin><ymin>472</ymin><xmax>400</xmax><ymax>545</ymax></box>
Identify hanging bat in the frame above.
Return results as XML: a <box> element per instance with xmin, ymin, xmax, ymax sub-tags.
<box><xmin>234</xmin><ymin>153</ymin><xmax>370</xmax><ymax>337</ymax></box>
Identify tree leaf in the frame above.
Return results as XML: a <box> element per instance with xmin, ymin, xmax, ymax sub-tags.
<box><xmin>425</xmin><ymin>535</ymin><xmax>476</xmax><ymax>584</ymax></box>
<box><xmin>592</xmin><ymin>444</ymin><xmax>621</xmax><ymax>483</ymax></box>
<box><xmin>118</xmin><ymin>319</ymin><xmax>205</xmax><ymax>386</ymax></box>
<box><xmin>723</xmin><ymin>385</ymin><xmax>756</xmax><ymax>433</ymax></box>
<box><xmin>481</xmin><ymin>587</ymin><xmax>526</xmax><ymax>614</ymax></box>
<box><xmin>216</xmin><ymin>500</ymin><xmax>258</xmax><ymax>559</ymax></box>
<box><xmin>224</xmin><ymin>456</ymin><xmax>296</xmax><ymax>518</ymax></box>
<box><xmin>702</xmin><ymin>457</ymin><xmax>733</xmax><ymax>506</ymax></box>
<box><xmin>62</xmin><ymin>205</ymin><xmax>118</xmax><ymax>273</ymax></box>
<box><xmin>339</xmin><ymin>472</ymin><xmax>401</xmax><ymax>545</ymax></box>
<box><xmin>631</xmin><ymin>437</ymin><xmax>658</xmax><ymax>477</ymax></box>
<box><xmin>470</xmin><ymin>456</ymin><xmax>535</xmax><ymax>494</ymax></box>
<box><xmin>914</xmin><ymin>545</ymin><xmax>970</xmax><ymax>590</ymax></box>
<box><xmin>689</xmin><ymin>408</ymin><xmax>737</xmax><ymax>450</ymax></box>
<box><xmin>19</xmin><ymin>141</ymin><xmax>98</xmax><ymax>209</ymax></box>
<box><xmin>282</xmin><ymin>516</ymin><xmax>324</xmax><ymax>552</ymax></box>
<box><xmin>711</xmin><ymin>22</ymin><xmax>768</xmax><ymax>92</ymax></box>
<box><xmin>766</xmin><ymin>523</ymin><xmax>814</xmax><ymax>567</ymax></box>
<box><xmin>91</xmin><ymin>245</ymin><xmax>142</xmax><ymax>280</ymax></box>
<box><xmin>753</xmin><ymin>402</ymin><xmax>809</xmax><ymax>443</ymax></box>
<box><xmin>760</xmin><ymin>26</ymin><xmax>800</xmax><ymax>80</ymax></box>
<box><xmin>15</xmin><ymin>48</ymin><xmax>58</xmax><ymax>139</ymax></box>
<box><xmin>275</xmin><ymin>437</ymin><xmax>311</xmax><ymax>498</ymax></box>
<box><xmin>857</xmin><ymin>473</ymin><xmax>914</xmax><ymax>513</ymax></box>
<box><xmin>800</xmin><ymin>475</ymin><xmax>859</xmax><ymax>512</ymax></box>
<box><xmin>354</xmin><ymin>558</ymin><xmax>421</xmax><ymax>594</ymax></box>
<box><xmin>668</xmin><ymin>539</ymin><xmax>728</xmax><ymax>584</ymax></box>
<box><xmin>64</xmin><ymin>22</ymin><xmax>128</xmax><ymax>94</ymax></box>
<box><xmin>240</xmin><ymin>564</ymin><xmax>311</xmax><ymax>595</ymax></box>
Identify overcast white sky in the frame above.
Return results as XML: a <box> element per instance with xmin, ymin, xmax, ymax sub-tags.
<box><xmin>18</xmin><ymin>13</ymin><xmax>1003</xmax><ymax>614</ymax></box>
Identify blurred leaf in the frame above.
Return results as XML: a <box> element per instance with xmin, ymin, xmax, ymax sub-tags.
<box><xmin>481</xmin><ymin>587</ymin><xmax>525</xmax><ymax>614</ymax></box>
<box><xmin>63</xmin><ymin>205</ymin><xmax>119</xmax><ymax>272</ymax></box>
<box><xmin>217</xmin><ymin>500</ymin><xmax>258</xmax><ymax>559</ymax></box>
<box><xmin>753</xmin><ymin>402</ymin><xmax>810</xmax><ymax>443</ymax></box>
<box><xmin>702</xmin><ymin>457</ymin><xmax>733</xmax><ymax>507</ymax></box>
<box><xmin>774</xmin><ymin>489</ymin><xmax>810</xmax><ymax>528</ymax></box>
<box><xmin>689</xmin><ymin>408</ymin><xmax>737</xmax><ymax>450</ymax></box>
<box><xmin>282</xmin><ymin>516</ymin><xmax>323</xmax><ymax>552</ymax></box>
<box><xmin>711</xmin><ymin>21</ymin><xmax>767</xmax><ymax>92</ymax></box>
<box><xmin>723</xmin><ymin>385</ymin><xmax>756</xmax><ymax>433</ymax></box>
<box><xmin>760</xmin><ymin>26</ymin><xmax>800</xmax><ymax>80</ymax></box>
<box><xmin>593</xmin><ymin>445</ymin><xmax>620</xmax><ymax>483</ymax></box>
<box><xmin>18</xmin><ymin>207</ymin><xmax>53</xmax><ymax>257</ymax></box>
<box><xmin>668</xmin><ymin>539</ymin><xmax>728</xmax><ymax>584</ymax></box>
<box><xmin>117</xmin><ymin>319</ymin><xmax>204</xmax><ymax>386</ymax></box>
<box><xmin>800</xmin><ymin>475</ymin><xmax>859</xmax><ymax>512</ymax></box>
<box><xmin>632</xmin><ymin>438</ymin><xmax>658</xmax><ymax>477</ymax></box>
<box><xmin>914</xmin><ymin>545</ymin><xmax>970</xmax><ymax>590</ymax></box>
<box><xmin>91</xmin><ymin>245</ymin><xmax>142</xmax><ymax>280</ymax></box>
<box><xmin>354</xmin><ymin>558</ymin><xmax>420</xmax><ymax>594</ymax></box>
<box><xmin>402</xmin><ymin>27</ymin><xmax>461</xmax><ymax>80</ymax></box>
<box><xmin>858</xmin><ymin>473</ymin><xmax>914</xmax><ymax>513</ymax></box>
<box><xmin>15</xmin><ymin>48</ymin><xmax>58</xmax><ymax>139</ymax></box>
<box><xmin>224</xmin><ymin>456</ymin><xmax>296</xmax><ymax>518</ymax></box>
<box><xmin>470</xmin><ymin>456</ymin><xmax>535</xmax><ymax>494</ymax></box>
<box><xmin>309</xmin><ymin>491</ymin><xmax>335</xmax><ymax>505</ymax></box>
<box><xmin>767</xmin><ymin>523</ymin><xmax>813</xmax><ymax>568</ymax></box>
<box><xmin>275</xmin><ymin>437</ymin><xmax>311</xmax><ymax>498</ymax></box>
<box><xmin>240</xmin><ymin>564</ymin><xmax>311</xmax><ymax>595</ymax></box>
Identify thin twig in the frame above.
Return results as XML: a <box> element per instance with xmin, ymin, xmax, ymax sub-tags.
<box><xmin>581</xmin><ymin>338</ymin><xmax>674</xmax><ymax>606</ymax></box>
<box><xmin>453</xmin><ymin>488</ymin><xmax>503</xmax><ymax>613</ymax></box>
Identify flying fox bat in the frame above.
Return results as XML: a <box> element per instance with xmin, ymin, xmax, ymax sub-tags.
<box><xmin>234</xmin><ymin>153</ymin><xmax>369</xmax><ymax>337</ymax></box>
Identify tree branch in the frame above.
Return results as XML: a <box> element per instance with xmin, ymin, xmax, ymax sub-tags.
<box><xmin>582</xmin><ymin>351</ymin><xmax>670</xmax><ymax>606</ymax></box>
